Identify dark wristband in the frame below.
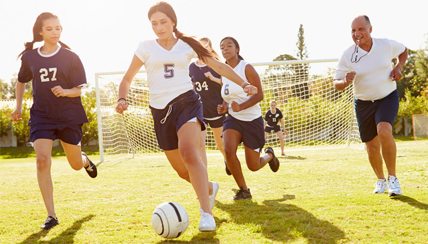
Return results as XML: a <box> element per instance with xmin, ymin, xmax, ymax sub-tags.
<box><xmin>117</xmin><ymin>98</ymin><xmax>126</xmax><ymax>103</ymax></box>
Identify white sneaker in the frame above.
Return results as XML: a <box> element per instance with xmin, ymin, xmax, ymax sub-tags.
<box><xmin>373</xmin><ymin>179</ymin><xmax>388</xmax><ymax>194</ymax></box>
<box><xmin>209</xmin><ymin>182</ymin><xmax>219</xmax><ymax>211</ymax></box>
<box><xmin>199</xmin><ymin>209</ymin><xmax>216</xmax><ymax>232</ymax></box>
<box><xmin>388</xmin><ymin>175</ymin><xmax>402</xmax><ymax>197</ymax></box>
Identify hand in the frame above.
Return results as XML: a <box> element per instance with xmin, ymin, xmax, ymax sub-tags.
<box><xmin>390</xmin><ymin>67</ymin><xmax>402</xmax><ymax>81</ymax></box>
<box><xmin>51</xmin><ymin>86</ymin><xmax>67</xmax><ymax>97</ymax></box>
<box><xmin>116</xmin><ymin>100</ymin><xmax>128</xmax><ymax>114</ymax></box>
<box><xmin>217</xmin><ymin>104</ymin><xmax>227</xmax><ymax>114</ymax></box>
<box><xmin>231</xmin><ymin>101</ymin><xmax>241</xmax><ymax>112</ymax></box>
<box><xmin>345</xmin><ymin>71</ymin><xmax>356</xmax><ymax>84</ymax></box>
<box><xmin>284</xmin><ymin>130</ymin><xmax>289</xmax><ymax>136</ymax></box>
<box><xmin>11</xmin><ymin>108</ymin><xmax>22</xmax><ymax>121</ymax></box>
<box><xmin>204</xmin><ymin>72</ymin><xmax>215</xmax><ymax>81</ymax></box>
<box><xmin>243</xmin><ymin>84</ymin><xmax>258</xmax><ymax>96</ymax></box>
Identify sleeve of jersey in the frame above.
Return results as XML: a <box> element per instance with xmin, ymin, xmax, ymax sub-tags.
<box><xmin>69</xmin><ymin>54</ymin><xmax>87</xmax><ymax>87</ymax></box>
<box><xmin>17</xmin><ymin>54</ymin><xmax>32</xmax><ymax>83</ymax></box>
<box><xmin>334</xmin><ymin>52</ymin><xmax>349</xmax><ymax>80</ymax></box>
<box><xmin>134</xmin><ymin>41</ymin><xmax>147</xmax><ymax>63</ymax></box>
<box><xmin>389</xmin><ymin>39</ymin><xmax>406</xmax><ymax>58</ymax></box>
<box><xmin>279</xmin><ymin>110</ymin><xmax>284</xmax><ymax>119</ymax></box>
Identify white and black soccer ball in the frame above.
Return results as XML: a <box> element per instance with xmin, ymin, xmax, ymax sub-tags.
<box><xmin>151</xmin><ymin>202</ymin><xmax>189</xmax><ymax>239</ymax></box>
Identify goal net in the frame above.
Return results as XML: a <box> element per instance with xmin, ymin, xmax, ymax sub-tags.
<box><xmin>412</xmin><ymin>114</ymin><xmax>428</xmax><ymax>140</ymax></box>
<box><xmin>95</xmin><ymin>59</ymin><xmax>361</xmax><ymax>162</ymax></box>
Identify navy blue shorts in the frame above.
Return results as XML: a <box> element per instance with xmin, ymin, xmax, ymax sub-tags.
<box><xmin>204</xmin><ymin>114</ymin><xmax>226</xmax><ymax>129</ymax></box>
<box><xmin>223</xmin><ymin>115</ymin><xmax>265</xmax><ymax>151</ymax></box>
<box><xmin>355</xmin><ymin>90</ymin><xmax>399</xmax><ymax>142</ymax></box>
<box><xmin>30</xmin><ymin>124</ymin><xmax>83</xmax><ymax>145</ymax></box>
<box><xmin>265</xmin><ymin>124</ymin><xmax>281</xmax><ymax>133</ymax></box>
<box><xmin>150</xmin><ymin>90</ymin><xmax>206</xmax><ymax>151</ymax></box>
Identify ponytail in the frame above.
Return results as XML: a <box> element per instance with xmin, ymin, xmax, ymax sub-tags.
<box><xmin>17</xmin><ymin>12</ymin><xmax>70</xmax><ymax>59</ymax></box>
<box><xmin>173</xmin><ymin>27</ymin><xmax>212</xmax><ymax>62</ymax></box>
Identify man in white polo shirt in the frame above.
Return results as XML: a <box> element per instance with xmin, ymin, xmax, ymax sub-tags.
<box><xmin>333</xmin><ymin>15</ymin><xmax>408</xmax><ymax>197</ymax></box>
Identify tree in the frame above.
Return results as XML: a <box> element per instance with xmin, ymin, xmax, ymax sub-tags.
<box><xmin>296</xmin><ymin>24</ymin><xmax>309</xmax><ymax>60</ymax></box>
<box><xmin>0</xmin><ymin>79</ymin><xmax>10</xmax><ymax>99</ymax></box>
<box><xmin>81</xmin><ymin>86</ymin><xmax>98</xmax><ymax>146</ymax></box>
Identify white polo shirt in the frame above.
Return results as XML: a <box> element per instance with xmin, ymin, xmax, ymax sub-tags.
<box><xmin>334</xmin><ymin>38</ymin><xmax>406</xmax><ymax>101</ymax></box>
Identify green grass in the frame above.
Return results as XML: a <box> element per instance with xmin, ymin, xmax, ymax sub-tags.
<box><xmin>0</xmin><ymin>140</ymin><xmax>427</xmax><ymax>243</ymax></box>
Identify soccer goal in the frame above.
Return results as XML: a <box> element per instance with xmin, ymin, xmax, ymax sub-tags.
<box><xmin>412</xmin><ymin>114</ymin><xmax>428</xmax><ymax>140</ymax></box>
<box><xmin>95</xmin><ymin>59</ymin><xmax>361</xmax><ymax>162</ymax></box>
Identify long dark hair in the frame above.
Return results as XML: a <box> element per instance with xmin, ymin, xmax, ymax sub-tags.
<box><xmin>220</xmin><ymin>36</ymin><xmax>244</xmax><ymax>63</ymax></box>
<box><xmin>148</xmin><ymin>1</ymin><xmax>212</xmax><ymax>62</ymax></box>
<box><xmin>17</xmin><ymin>12</ymin><xmax>70</xmax><ymax>59</ymax></box>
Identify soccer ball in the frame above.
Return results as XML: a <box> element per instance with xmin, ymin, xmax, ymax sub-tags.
<box><xmin>151</xmin><ymin>202</ymin><xmax>189</xmax><ymax>239</ymax></box>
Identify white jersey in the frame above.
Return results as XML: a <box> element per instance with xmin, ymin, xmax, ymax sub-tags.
<box><xmin>221</xmin><ymin>60</ymin><xmax>261</xmax><ymax>121</ymax></box>
<box><xmin>134</xmin><ymin>39</ymin><xmax>197</xmax><ymax>109</ymax></box>
<box><xmin>334</xmin><ymin>38</ymin><xmax>406</xmax><ymax>101</ymax></box>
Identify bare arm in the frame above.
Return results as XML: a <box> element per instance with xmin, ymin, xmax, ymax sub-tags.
<box><xmin>51</xmin><ymin>86</ymin><xmax>82</xmax><ymax>97</ymax></box>
<box><xmin>204</xmin><ymin>71</ymin><xmax>222</xmax><ymax>85</ymax></box>
<box><xmin>11</xmin><ymin>81</ymin><xmax>26</xmax><ymax>121</ymax></box>
<box><xmin>333</xmin><ymin>71</ymin><xmax>356</xmax><ymax>91</ymax></box>
<box><xmin>279</xmin><ymin>118</ymin><xmax>288</xmax><ymax>135</ymax></box>
<box><xmin>205</xmin><ymin>57</ymin><xmax>257</xmax><ymax>95</ymax></box>
<box><xmin>230</xmin><ymin>64</ymin><xmax>263</xmax><ymax>112</ymax></box>
<box><xmin>116</xmin><ymin>55</ymin><xmax>145</xmax><ymax>114</ymax></box>
<box><xmin>390</xmin><ymin>47</ymin><xmax>408</xmax><ymax>81</ymax></box>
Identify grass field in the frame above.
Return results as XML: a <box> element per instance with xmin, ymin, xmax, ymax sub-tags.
<box><xmin>0</xmin><ymin>140</ymin><xmax>427</xmax><ymax>243</ymax></box>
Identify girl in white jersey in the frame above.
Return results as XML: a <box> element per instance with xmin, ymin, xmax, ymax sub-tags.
<box><xmin>115</xmin><ymin>2</ymin><xmax>257</xmax><ymax>232</ymax></box>
<box><xmin>11</xmin><ymin>12</ymin><xmax>97</xmax><ymax>230</ymax></box>
<box><xmin>217</xmin><ymin>37</ymin><xmax>280</xmax><ymax>200</ymax></box>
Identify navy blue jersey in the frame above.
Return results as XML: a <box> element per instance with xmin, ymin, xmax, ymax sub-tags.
<box><xmin>264</xmin><ymin>109</ymin><xmax>283</xmax><ymax>127</ymax></box>
<box><xmin>189</xmin><ymin>62</ymin><xmax>223</xmax><ymax>119</ymax></box>
<box><xmin>18</xmin><ymin>47</ymin><xmax>88</xmax><ymax>128</ymax></box>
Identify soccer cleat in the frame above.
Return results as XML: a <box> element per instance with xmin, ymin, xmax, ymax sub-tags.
<box><xmin>198</xmin><ymin>209</ymin><xmax>216</xmax><ymax>232</ymax></box>
<box><xmin>373</xmin><ymin>179</ymin><xmax>388</xmax><ymax>194</ymax></box>
<box><xmin>264</xmin><ymin>147</ymin><xmax>280</xmax><ymax>172</ymax></box>
<box><xmin>388</xmin><ymin>175</ymin><xmax>402</xmax><ymax>197</ymax></box>
<box><xmin>233</xmin><ymin>187</ymin><xmax>252</xmax><ymax>200</ymax></box>
<box><xmin>82</xmin><ymin>152</ymin><xmax>97</xmax><ymax>178</ymax></box>
<box><xmin>209</xmin><ymin>182</ymin><xmax>219</xmax><ymax>211</ymax></box>
<box><xmin>41</xmin><ymin>216</ymin><xmax>59</xmax><ymax>230</ymax></box>
<box><xmin>224</xmin><ymin>160</ymin><xmax>232</xmax><ymax>175</ymax></box>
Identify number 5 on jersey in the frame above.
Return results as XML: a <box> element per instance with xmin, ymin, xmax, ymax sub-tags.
<box><xmin>40</xmin><ymin>68</ymin><xmax>58</xmax><ymax>82</ymax></box>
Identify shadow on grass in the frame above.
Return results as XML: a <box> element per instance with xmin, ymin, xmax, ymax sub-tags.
<box><xmin>155</xmin><ymin>218</ymin><xmax>223</xmax><ymax>244</ymax></box>
<box><xmin>215</xmin><ymin>194</ymin><xmax>346</xmax><ymax>243</ymax></box>
<box><xmin>0</xmin><ymin>145</ymin><xmax>99</xmax><ymax>159</ymax></box>
<box><xmin>19</xmin><ymin>214</ymin><xmax>95</xmax><ymax>244</ymax></box>
<box><xmin>391</xmin><ymin>195</ymin><xmax>428</xmax><ymax>210</ymax></box>
<box><xmin>283</xmin><ymin>155</ymin><xmax>306</xmax><ymax>160</ymax></box>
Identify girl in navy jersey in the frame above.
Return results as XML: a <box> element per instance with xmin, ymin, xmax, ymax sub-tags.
<box><xmin>115</xmin><ymin>2</ymin><xmax>257</xmax><ymax>232</ymax></box>
<box><xmin>264</xmin><ymin>100</ymin><xmax>289</xmax><ymax>156</ymax></box>
<box><xmin>189</xmin><ymin>37</ymin><xmax>230</xmax><ymax>175</ymax></box>
<box><xmin>11</xmin><ymin>12</ymin><xmax>97</xmax><ymax>230</ymax></box>
<box><xmin>217</xmin><ymin>37</ymin><xmax>280</xmax><ymax>200</ymax></box>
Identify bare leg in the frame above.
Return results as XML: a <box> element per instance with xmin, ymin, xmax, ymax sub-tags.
<box><xmin>177</xmin><ymin>121</ymin><xmax>212</xmax><ymax>214</ymax></box>
<box><xmin>377</xmin><ymin>122</ymin><xmax>397</xmax><ymax>177</ymax></box>
<box><xmin>276</xmin><ymin>131</ymin><xmax>285</xmax><ymax>155</ymax></box>
<box><xmin>212</xmin><ymin>127</ymin><xmax>226</xmax><ymax>159</ymax></box>
<box><xmin>199</xmin><ymin>129</ymin><xmax>208</xmax><ymax>167</ymax></box>
<box><xmin>61</xmin><ymin>141</ymin><xmax>88</xmax><ymax>170</ymax></box>
<box><xmin>33</xmin><ymin>139</ymin><xmax>56</xmax><ymax>218</ymax></box>
<box><xmin>244</xmin><ymin>145</ymin><xmax>273</xmax><ymax>172</ymax></box>
<box><xmin>223</xmin><ymin>129</ymin><xmax>248</xmax><ymax>190</ymax></box>
<box><xmin>365</xmin><ymin>135</ymin><xmax>386</xmax><ymax>179</ymax></box>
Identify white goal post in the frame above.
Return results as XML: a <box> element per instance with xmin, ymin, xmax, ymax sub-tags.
<box><xmin>412</xmin><ymin>114</ymin><xmax>428</xmax><ymax>140</ymax></box>
<box><xmin>95</xmin><ymin>59</ymin><xmax>361</xmax><ymax>162</ymax></box>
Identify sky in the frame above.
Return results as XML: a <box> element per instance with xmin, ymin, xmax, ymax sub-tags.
<box><xmin>0</xmin><ymin>0</ymin><xmax>427</xmax><ymax>86</ymax></box>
